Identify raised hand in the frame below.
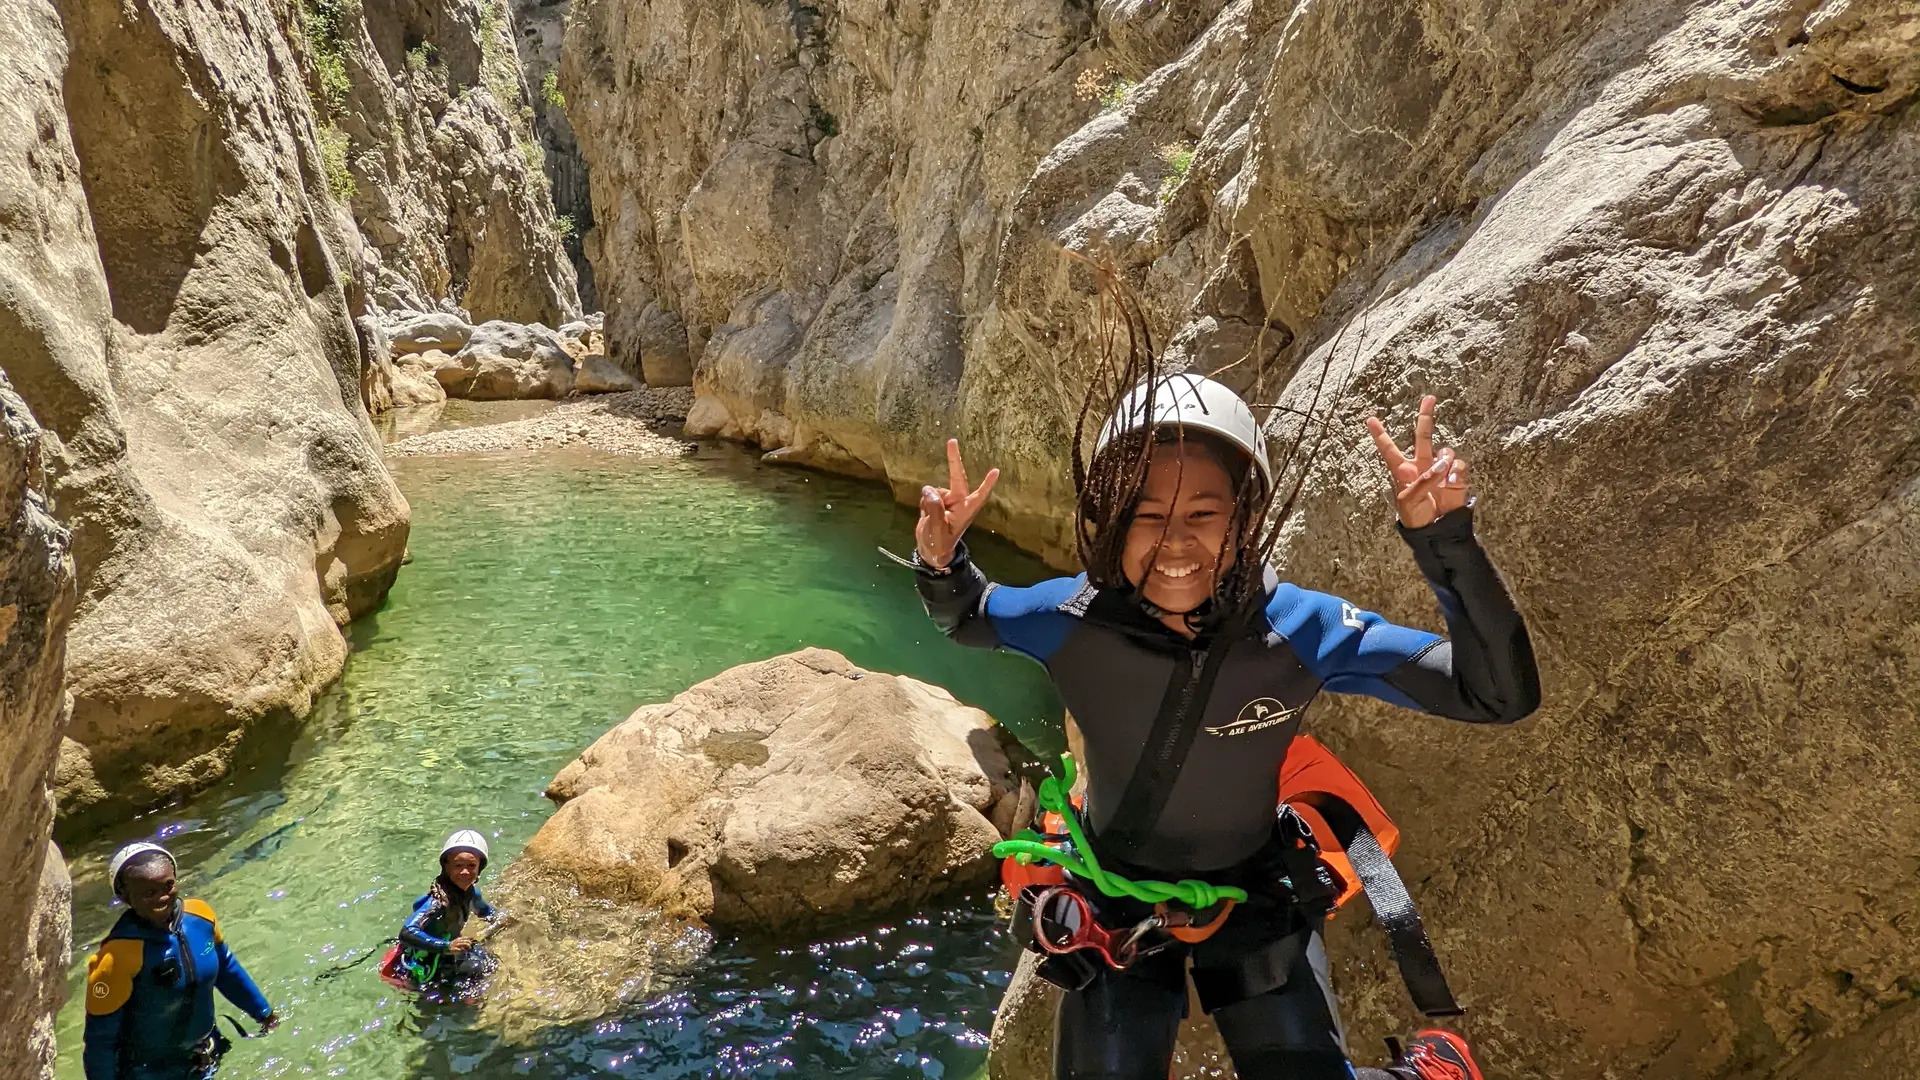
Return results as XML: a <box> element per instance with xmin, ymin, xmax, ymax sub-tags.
<box><xmin>915</xmin><ymin>438</ymin><xmax>1001</xmax><ymax>569</ymax></box>
<box><xmin>1364</xmin><ymin>395</ymin><xmax>1470</xmax><ymax>529</ymax></box>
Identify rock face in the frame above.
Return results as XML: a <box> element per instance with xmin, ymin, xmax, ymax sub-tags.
<box><xmin>568</xmin><ymin>0</ymin><xmax>1920</xmax><ymax>1076</ymax></box>
<box><xmin>316</xmin><ymin>0</ymin><xmax>581</xmax><ymax>326</ymax></box>
<box><xmin>2</xmin><ymin>0</ymin><xmax>413</xmax><ymax>832</ymax></box>
<box><xmin>507</xmin><ymin>0</ymin><xmax>596</xmax><ymax>309</ymax></box>
<box><xmin>511</xmin><ymin>648</ymin><xmax>1020</xmax><ymax>926</ymax></box>
<box><xmin>0</xmin><ymin>372</ymin><xmax>76</xmax><ymax>1080</ymax></box>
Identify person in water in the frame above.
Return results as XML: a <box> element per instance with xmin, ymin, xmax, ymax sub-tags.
<box><xmin>910</xmin><ymin>358</ymin><xmax>1538</xmax><ymax>1074</ymax></box>
<box><xmin>83</xmin><ymin>843</ymin><xmax>279</xmax><ymax>1080</ymax></box>
<box><xmin>395</xmin><ymin>830</ymin><xmax>502</xmax><ymax>997</ymax></box>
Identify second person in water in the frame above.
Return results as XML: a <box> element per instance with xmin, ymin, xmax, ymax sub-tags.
<box><xmin>389</xmin><ymin>830</ymin><xmax>504</xmax><ymax>1001</ymax></box>
<box><xmin>911</xmin><ymin>369</ymin><xmax>1538</xmax><ymax>1079</ymax></box>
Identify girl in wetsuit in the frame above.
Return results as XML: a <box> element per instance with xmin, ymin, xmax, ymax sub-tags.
<box><xmin>395</xmin><ymin>830</ymin><xmax>502</xmax><ymax>1000</ymax></box>
<box><xmin>908</xmin><ymin>299</ymin><xmax>1538</xmax><ymax>1080</ymax></box>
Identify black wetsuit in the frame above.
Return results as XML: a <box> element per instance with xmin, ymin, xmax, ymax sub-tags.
<box><xmin>916</xmin><ymin>506</ymin><xmax>1538</xmax><ymax>1079</ymax></box>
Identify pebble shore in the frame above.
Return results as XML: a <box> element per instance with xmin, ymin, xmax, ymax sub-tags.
<box><xmin>387</xmin><ymin>389</ymin><xmax>696</xmax><ymax>457</ymax></box>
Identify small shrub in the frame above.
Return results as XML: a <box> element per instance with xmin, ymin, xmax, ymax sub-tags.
<box><xmin>1157</xmin><ymin>142</ymin><xmax>1195</xmax><ymax>205</ymax></box>
<box><xmin>406</xmin><ymin>43</ymin><xmax>432</xmax><ymax>72</ymax></box>
<box><xmin>1075</xmin><ymin>64</ymin><xmax>1134</xmax><ymax>112</ymax></box>
<box><xmin>318</xmin><ymin>123</ymin><xmax>355</xmax><ymax>201</ymax></box>
<box><xmin>478</xmin><ymin>0</ymin><xmax>502</xmax><ymax>47</ymax></box>
<box><xmin>553</xmin><ymin>213</ymin><xmax>576</xmax><ymax>240</ymax></box>
<box><xmin>520</xmin><ymin>139</ymin><xmax>544</xmax><ymax>170</ymax></box>
<box><xmin>809</xmin><ymin>102</ymin><xmax>838</xmax><ymax>138</ymax></box>
<box><xmin>1073</xmin><ymin>65</ymin><xmax>1108</xmax><ymax>102</ymax></box>
<box><xmin>541</xmin><ymin>71</ymin><xmax>566</xmax><ymax>109</ymax></box>
<box><xmin>299</xmin><ymin>0</ymin><xmax>361</xmax><ymax>114</ymax></box>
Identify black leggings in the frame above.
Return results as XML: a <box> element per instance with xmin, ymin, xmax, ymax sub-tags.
<box><xmin>1053</xmin><ymin>932</ymin><xmax>1395</xmax><ymax>1080</ymax></box>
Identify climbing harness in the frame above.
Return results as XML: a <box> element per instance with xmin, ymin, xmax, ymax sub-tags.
<box><xmin>992</xmin><ymin>753</ymin><xmax>1249</xmax><ymax>911</ymax></box>
<box><xmin>994</xmin><ymin>736</ymin><xmax>1465</xmax><ymax>1017</ymax></box>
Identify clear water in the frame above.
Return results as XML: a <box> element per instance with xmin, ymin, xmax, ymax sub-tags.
<box><xmin>55</xmin><ymin>432</ymin><xmax>1063</xmax><ymax>1079</ymax></box>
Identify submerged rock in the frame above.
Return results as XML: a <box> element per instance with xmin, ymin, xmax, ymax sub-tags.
<box><xmin>504</xmin><ymin>649</ymin><xmax>1023</xmax><ymax>936</ymax></box>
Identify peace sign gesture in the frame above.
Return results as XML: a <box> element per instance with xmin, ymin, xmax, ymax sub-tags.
<box><xmin>1365</xmin><ymin>395</ymin><xmax>1471</xmax><ymax>529</ymax></box>
<box><xmin>915</xmin><ymin>439</ymin><xmax>1001</xmax><ymax>569</ymax></box>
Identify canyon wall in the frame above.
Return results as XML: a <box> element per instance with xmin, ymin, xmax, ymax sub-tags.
<box><xmin>564</xmin><ymin>0</ymin><xmax>1920</xmax><ymax>1075</ymax></box>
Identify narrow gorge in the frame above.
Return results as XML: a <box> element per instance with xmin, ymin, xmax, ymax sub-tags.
<box><xmin>1</xmin><ymin>0</ymin><xmax>1916</xmax><ymax>1076</ymax></box>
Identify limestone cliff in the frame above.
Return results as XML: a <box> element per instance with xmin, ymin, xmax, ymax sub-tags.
<box><xmin>0</xmin><ymin>19</ymin><xmax>79</xmax><ymax>1054</ymax></box>
<box><xmin>564</xmin><ymin>0</ymin><xmax>1920</xmax><ymax>1075</ymax></box>
<box><xmin>0</xmin><ymin>0</ymin><xmax>412</xmax><ymax>833</ymax></box>
<box><xmin>0</xmin><ymin>374</ymin><xmax>75</xmax><ymax>1080</ymax></box>
<box><xmin>304</xmin><ymin>0</ymin><xmax>581</xmax><ymax>326</ymax></box>
<box><xmin>508</xmin><ymin>0</ymin><xmax>596</xmax><ymax>309</ymax></box>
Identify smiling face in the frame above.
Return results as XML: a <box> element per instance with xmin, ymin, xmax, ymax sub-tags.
<box><xmin>444</xmin><ymin>850</ymin><xmax>483</xmax><ymax>890</ymax></box>
<box><xmin>1121</xmin><ymin>440</ymin><xmax>1242</xmax><ymax>617</ymax></box>
<box><xmin>119</xmin><ymin>858</ymin><xmax>179</xmax><ymax>925</ymax></box>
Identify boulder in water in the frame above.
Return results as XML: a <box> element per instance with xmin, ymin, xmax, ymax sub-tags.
<box><xmin>511</xmin><ymin>648</ymin><xmax>1024</xmax><ymax>931</ymax></box>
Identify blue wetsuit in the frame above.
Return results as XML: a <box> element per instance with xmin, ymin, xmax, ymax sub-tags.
<box><xmin>397</xmin><ymin>880</ymin><xmax>497</xmax><ymax>985</ymax></box>
<box><xmin>916</xmin><ymin>505</ymin><xmax>1539</xmax><ymax>1079</ymax></box>
<box><xmin>83</xmin><ymin>900</ymin><xmax>272</xmax><ymax>1080</ymax></box>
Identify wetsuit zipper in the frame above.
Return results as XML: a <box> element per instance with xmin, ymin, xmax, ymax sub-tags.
<box><xmin>1174</xmin><ymin>648</ymin><xmax>1206</xmax><ymax>732</ymax></box>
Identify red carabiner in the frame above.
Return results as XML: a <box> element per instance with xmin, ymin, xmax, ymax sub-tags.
<box><xmin>1029</xmin><ymin>886</ymin><xmax>1150</xmax><ymax>969</ymax></box>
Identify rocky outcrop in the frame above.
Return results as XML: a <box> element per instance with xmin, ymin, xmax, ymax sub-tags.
<box><xmin>373</xmin><ymin>309</ymin><xmax>636</xmax><ymax>402</ymax></box>
<box><xmin>511</xmin><ymin>648</ymin><xmax>1022</xmax><ymax>926</ymax></box>
<box><xmin>565</xmin><ymin>0</ymin><xmax>1920</xmax><ymax>1075</ymax></box>
<box><xmin>310</xmin><ymin>0</ymin><xmax>580</xmax><ymax>326</ymax></box>
<box><xmin>1</xmin><ymin>0</ymin><xmax>413</xmax><ymax>833</ymax></box>
<box><xmin>0</xmin><ymin>371</ymin><xmax>76</xmax><ymax>1079</ymax></box>
<box><xmin>480</xmin><ymin>649</ymin><xmax>1023</xmax><ymax>1022</ymax></box>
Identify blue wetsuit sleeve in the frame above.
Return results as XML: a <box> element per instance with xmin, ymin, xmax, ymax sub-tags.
<box><xmin>400</xmin><ymin>897</ymin><xmax>453</xmax><ymax>953</ymax></box>
<box><xmin>215</xmin><ymin>939</ymin><xmax>273</xmax><ymax>1021</ymax></box>
<box><xmin>82</xmin><ymin>1008</ymin><xmax>123</xmax><ymax>1080</ymax></box>
<box><xmin>473</xmin><ymin>890</ymin><xmax>497</xmax><ymax>920</ymax></box>
<box><xmin>1273</xmin><ymin>505</ymin><xmax>1539</xmax><ymax>723</ymax></box>
<box><xmin>913</xmin><ymin>540</ymin><xmax>1080</xmax><ymax>663</ymax></box>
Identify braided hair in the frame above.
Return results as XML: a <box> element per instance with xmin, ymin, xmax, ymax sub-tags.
<box><xmin>1067</xmin><ymin>257</ymin><xmax>1345</xmax><ymax>629</ymax></box>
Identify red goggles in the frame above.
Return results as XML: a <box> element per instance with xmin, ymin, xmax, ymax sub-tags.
<box><xmin>1027</xmin><ymin>886</ymin><xmax>1156</xmax><ymax>970</ymax></box>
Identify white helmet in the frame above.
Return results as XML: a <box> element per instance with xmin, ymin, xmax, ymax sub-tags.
<box><xmin>108</xmin><ymin>842</ymin><xmax>175</xmax><ymax>892</ymax></box>
<box><xmin>1093</xmin><ymin>373</ymin><xmax>1272</xmax><ymax>488</ymax></box>
<box><xmin>441</xmin><ymin>830</ymin><xmax>489</xmax><ymax>869</ymax></box>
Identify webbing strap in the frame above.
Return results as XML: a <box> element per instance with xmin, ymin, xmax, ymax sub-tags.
<box><xmin>1303</xmin><ymin>795</ymin><xmax>1463</xmax><ymax>1018</ymax></box>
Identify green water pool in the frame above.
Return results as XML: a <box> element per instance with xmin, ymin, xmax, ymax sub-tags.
<box><xmin>55</xmin><ymin>431</ymin><xmax>1063</xmax><ymax>1079</ymax></box>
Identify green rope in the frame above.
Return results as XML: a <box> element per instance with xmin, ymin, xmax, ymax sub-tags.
<box><xmin>991</xmin><ymin>753</ymin><xmax>1248</xmax><ymax>909</ymax></box>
